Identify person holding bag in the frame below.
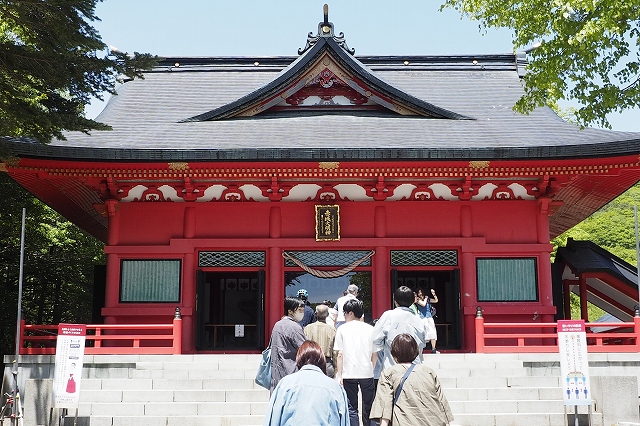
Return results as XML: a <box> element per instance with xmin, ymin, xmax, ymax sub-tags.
<box><xmin>268</xmin><ymin>297</ymin><xmax>307</xmax><ymax>393</ymax></box>
<box><xmin>263</xmin><ymin>341</ymin><xmax>349</xmax><ymax>426</ymax></box>
<box><xmin>369</xmin><ymin>334</ymin><xmax>454</xmax><ymax>426</ymax></box>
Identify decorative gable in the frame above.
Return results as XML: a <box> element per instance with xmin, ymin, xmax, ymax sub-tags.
<box><xmin>182</xmin><ymin>6</ymin><xmax>471</xmax><ymax>122</ymax></box>
<box><xmin>234</xmin><ymin>53</ymin><xmax>420</xmax><ymax>117</ymax></box>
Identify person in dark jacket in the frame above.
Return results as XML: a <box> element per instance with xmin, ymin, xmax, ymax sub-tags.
<box><xmin>296</xmin><ymin>288</ymin><xmax>317</xmax><ymax>328</ymax></box>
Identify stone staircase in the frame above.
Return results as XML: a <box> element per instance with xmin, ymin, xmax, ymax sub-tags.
<box><xmin>6</xmin><ymin>353</ymin><xmax>640</xmax><ymax>426</ymax></box>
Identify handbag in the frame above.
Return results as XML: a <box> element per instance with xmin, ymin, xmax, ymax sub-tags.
<box><xmin>370</xmin><ymin>364</ymin><xmax>416</xmax><ymax>426</ymax></box>
<box><xmin>255</xmin><ymin>342</ymin><xmax>272</xmax><ymax>389</ymax></box>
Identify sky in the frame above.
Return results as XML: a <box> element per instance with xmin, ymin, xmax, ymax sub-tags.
<box><xmin>86</xmin><ymin>0</ymin><xmax>640</xmax><ymax>132</ymax></box>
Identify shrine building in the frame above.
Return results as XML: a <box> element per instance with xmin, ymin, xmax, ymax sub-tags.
<box><xmin>3</xmin><ymin>11</ymin><xmax>640</xmax><ymax>353</ymax></box>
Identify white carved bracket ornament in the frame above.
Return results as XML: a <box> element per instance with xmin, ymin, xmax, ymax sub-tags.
<box><xmin>109</xmin><ymin>180</ymin><xmax>542</xmax><ymax>203</ymax></box>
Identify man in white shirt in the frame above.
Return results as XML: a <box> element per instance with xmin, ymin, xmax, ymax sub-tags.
<box><xmin>335</xmin><ymin>284</ymin><xmax>358</xmax><ymax>328</ymax></box>
<box><xmin>334</xmin><ymin>299</ymin><xmax>379</xmax><ymax>426</ymax></box>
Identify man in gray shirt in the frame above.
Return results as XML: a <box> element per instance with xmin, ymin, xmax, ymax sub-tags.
<box><xmin>371</xmin><ymin>286</ymin><xmax>426</xmax><ymax>371</ymax></box>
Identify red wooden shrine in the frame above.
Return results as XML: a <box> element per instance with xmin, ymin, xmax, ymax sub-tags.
<box><xmin>3</xmin><ymin>10</ymin><xmax>640</xmax><ymax>353</ymax></box>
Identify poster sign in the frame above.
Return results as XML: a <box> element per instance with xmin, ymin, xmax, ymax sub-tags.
<box><xmin>315</xmin><ymin>205</ymin><xmax>340</xmax><ymax>241</ymax></box>
<box><xmin>52</xmin><ymin>324</ymin><xmax>86</xmax><ymax>409</ymax></box>
<box><xmin>557</xmin><ymin>320</ymin><xmax>591</xmax><ymax>406</ymax></box>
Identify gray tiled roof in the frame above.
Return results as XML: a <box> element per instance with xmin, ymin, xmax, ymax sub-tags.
<box><xmin>556</xmin><ymin>239</ymin><xmax>637</xmax><ymax>285</ymax></box>
<box><xmin>5</xmin><ymin>54</ymin><xmax>640</xmax><ymax>161</ymax></box>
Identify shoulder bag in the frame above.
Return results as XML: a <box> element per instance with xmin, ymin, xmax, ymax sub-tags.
<box><xmin>371</xmin><ymin>364</ymin><xmax>416</xmax><ymax>426</ymax></box>
<box><xmin>255</xmin><ymin>340</ymin><xmax>272</xmax><ymax>389</ymax></box>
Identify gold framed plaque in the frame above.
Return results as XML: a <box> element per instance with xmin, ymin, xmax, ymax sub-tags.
<box><xmin>315</xmin><ymin>205</ymin><xmax>340</xmax><ymax>241</ymax></box>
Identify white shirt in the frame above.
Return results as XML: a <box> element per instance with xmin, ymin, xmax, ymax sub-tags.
<box><xmin>335</xmin><ymin>293</ymin><xmax>357</xmax><ymax>323</ymax></box>
<box><xmin>326</xmin><ymin>307</ymin><xmax>338</xmax><ymax>327</ymax></box>
<box><xmin>333</xmin><ymin>320</ymin><xmax>379</xmax><ymax>379</ymax></box>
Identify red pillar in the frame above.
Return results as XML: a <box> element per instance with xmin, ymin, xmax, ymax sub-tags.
<box><xmin>182</xmin><ymin>206</ymin><xmax>196</xmax><ymax>352</ymax></box>
<box><xmin>183</xmin><ymin>206</ymin><xmax>195</xmax><ymax>238</ymax></box>
<box><xmin>267</xmin><ymin>207</ymin><xmax>283</xmax><ymax>345</ymax></box>
<box><xmin>182</xmin><ymin>252</ymin><xmax>195</xmax><ymax>352</ymax></box>
<box><xmin>474</xmin><ymin>310</ymin><xmax>485</xmax><ymax>353</ymax></box>
<box><xmin>461</xmin><ymin>251</ymin><xmax>476</xmax><ymax>351</ymax></box>
<box><xmin>104</xmin><ymin>253</ymin><xmax>119</xmax><ymax>325</ymax></box>
<box><xmin>538</xmin><ymin>251</ymin><xmax>555</xmax><ymax>322</ymax></box>
<box><xmin>267</xmin><ymin>247</ymin><xmax>284</xmax><ymax>345</ymax></box>
<box><xmin>373</xmin><ymin>246</ymin><xmax>389</xmax><ymax>319</ymax></box>
<box><xmin>374</xmin><ymin>206</ymin><xmax>386</xmax><ymax>238</ymax></box>
<box><xmin>270</xmin><ymin>206</ymin><xmax>281</xmax><ymax>239</ymax></box>
<box><xmin>460</xmin><ymin>203</ymin><xmax>472</xmax><ymax>237</ymax></box>
<box><xmin>104</xmin><ymin>201</ymin><xmax>120</xmax><ymax>324</ymax></box>
<box><xmin>536</xmin><ymin>200</ymin><xmax>551</xmax><ymax>244</ymax></box>
<box><xmin>373</xmin><ymin>206</ymin><xmax>389</xmax><ymax>318</ymax></box>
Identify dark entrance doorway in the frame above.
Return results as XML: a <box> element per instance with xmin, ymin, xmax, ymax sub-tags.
<box><xmin>391</xmin><ymin>269</ymin><xmax>461</xmax><ymax>350</ymax></box>
<box><xmin>195</xmin><ymin>270</ymin><xmax>265</xmax><ymax>350</ymax></box>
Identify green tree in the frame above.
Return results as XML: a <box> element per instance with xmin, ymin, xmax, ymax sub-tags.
<box><xmin>0</xmin><ymin>173</ymin><xmax>104</xmax><ymax>357</ymax></box>
<box><xmin>0</xmin><ymin>0</ymin><xmax>157</xmax><ymax>144</ymax></box>
<box><xmin>440</xmin><ymin>0</ymin><xmax>640</xmax><ymax>128</ymax></box>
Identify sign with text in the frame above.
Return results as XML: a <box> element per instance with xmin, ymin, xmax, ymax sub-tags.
<box><xmin>315</xmin><ymin>205</ymin><xmax>340</xmax><ymax>241</ymax></box>
<box><xmin>52</xmin><ymin>324</ymin><xmax>86</xmax><ymax>408</ymax></box>
<box><xmin>557</xmin><ymin>320</ymin><xmax>591</xmax><ymax>406</ymax></box>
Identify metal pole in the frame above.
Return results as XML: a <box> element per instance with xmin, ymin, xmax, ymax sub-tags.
<box><xmin>635</xmin><ymin>206</ymin><xmax>640</xmax><ymax>310</ymax></box>
<box><xmin>12</xmin><ymin>207</ymin><xmax>26</xmax><ymax>424</ymax></box>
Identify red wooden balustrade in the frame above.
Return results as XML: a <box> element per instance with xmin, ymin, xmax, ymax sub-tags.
<box><xmin>19</xmin><ymin>308</ymin><xmax>183</xmax><ymax>355</ymax></box>
<box><xmin>475</xmin><ymin>307</ymin><xmax>640</xmax><ymax>353</ymax></box>
<box><xmin>18</xmin><ymin>306</ymin><xmax>640</xmax><ymax>355</ymax></box>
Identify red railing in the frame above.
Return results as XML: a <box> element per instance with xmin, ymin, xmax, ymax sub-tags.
<box><xmin>475</xmin><ymin>307</ymin><xmax>640</xmax><ymax>353</ymax></box>
<box><xmin>19</xmin><ymin>309</ymin><xmax>183</xmax><ymax>355</ymax></box>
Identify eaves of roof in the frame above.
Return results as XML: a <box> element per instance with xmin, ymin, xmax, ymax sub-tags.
<box><xmin>3</xmin><ymin>136</ymin><xmax>640</xmax><ymax>162</ymax></box>
<box><xmin>556</xmin><ymin>239</ymin><xmax>637</xmax><ymax>286</ymax></box>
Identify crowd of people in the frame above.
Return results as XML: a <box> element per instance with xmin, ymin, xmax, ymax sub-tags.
<box><xmin>263</xmin><ymin>285</ymin><xmax>454</xmax><ymax>426</ymax></box>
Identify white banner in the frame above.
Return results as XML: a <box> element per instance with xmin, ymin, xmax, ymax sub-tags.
<box><xmin>558</xmin><ymin>320</ymin><xmax>591</xmax><ymax>406</ymax></box>
<box><xmin>52</xmin><ymin>324</ymin><xmax>86</xmax><ymax>409</ymax></box>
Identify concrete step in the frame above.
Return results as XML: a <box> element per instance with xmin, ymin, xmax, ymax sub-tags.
<box><xmin>75</xmin><ymin>401</ymin><xmax>269</xmax><ymax>417</ymax></box>
<box><xmin>445</xmin><ymin>386</ymin><xmax>562</xmax><ymax>401</ymax></box>
<box><xmin>88</xmin><ymin>415</ymin><xmax>264</xmax><ymax>426</ymax></box>
<box><xmin>78</xmin><ymin>389</ymin><xmax>270</xmax><ymax>403</ymax></box>
<box><xmin>12</xmin><ymin>353</ymin><xmax>639</xmax><ymax>426</ymax></box>
<box><xmin>451</xmin><ymin>411</ymin><xmax>603</xmax><ymax>426</ymax></box>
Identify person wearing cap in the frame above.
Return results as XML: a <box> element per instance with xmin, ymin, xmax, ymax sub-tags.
<box><xmin>296</xmin><ymin>288</ymin><xmax>317</xmax><ymax>328</ymax></box>
<box><xmin>335</xmin><ymin>284</ymin><xmax>358</xmax><ymax>328</ymax></box>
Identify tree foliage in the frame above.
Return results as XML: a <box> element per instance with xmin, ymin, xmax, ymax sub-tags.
<box><xmin>441</xmin><ymin>0</ymin><xmax>640</xmax><ymax>128</ymax></box>
<box><xmin>0</xmin><ymin>173</ymin><xmax>105</xmax><ymax>357</ymax></box>
<box><xmin>0</xmin><ymin>0</ymin><xmax>157</xmax><ymax>143</ymax></box>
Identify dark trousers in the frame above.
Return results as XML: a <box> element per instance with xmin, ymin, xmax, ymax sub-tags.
<box><xmin>343</xmin><ymin>378</ymin><xmax>376</xmax><ymax>426</ymax></box>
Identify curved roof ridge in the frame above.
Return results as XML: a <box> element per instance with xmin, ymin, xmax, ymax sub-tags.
<box><xmin>181</xmin><ymin>17</ymin><xmax>472</xmax><ymax>123</ymax></box>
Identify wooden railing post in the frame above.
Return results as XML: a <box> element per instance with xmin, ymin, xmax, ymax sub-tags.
<box><xmin>19</xmin><ymin>319</ymin><xmax>26</xmax><ymax>355</ymax></box>
<box><xmin>173</xmin><ymin>307</ymin><xmax>182</xmax><ymax>354</ymax></box>
<box><xmin>475</xmin><ymin>306</ymin><xmax>485</xmax><ymax>353</ymax></box>
<box><xmin>634</xmin><ymin>306</ymin><xmax>640</xmax><ymax>352</ymax></box>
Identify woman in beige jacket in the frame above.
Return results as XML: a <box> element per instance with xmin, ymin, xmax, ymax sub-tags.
<box><xmin>370</xmin><ymin>334</ymin><xmax>454</xmax><ymax>426</ymax></box>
